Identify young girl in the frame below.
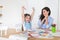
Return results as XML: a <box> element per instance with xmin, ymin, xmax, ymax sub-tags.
<box><xmin>38</xmin><ymin>7</ymin><xmax>53</xmax><ymax>30</ymax></box>
<box><xmin>22</xmin><ymin>6</ymin><xmax>35</xmax><ymax>31</ymax></box>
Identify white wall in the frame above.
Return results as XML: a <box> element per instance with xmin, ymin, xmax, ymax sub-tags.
<box><xmin>0</xmin><ymin>0</ymin><xmax>22</xmax><ymax>28</ymax></box>
<box><xmin>58</xmin><ymin>0</ymin><xmax>60</xmax><ymax>30</ymax></box>
<box><xmin>0</xmin><ymin>0</ymin><xmax>59</xmax><ymax>29</ymax></box>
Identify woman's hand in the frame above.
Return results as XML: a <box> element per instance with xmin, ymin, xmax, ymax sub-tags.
<box><xmin>42</xmin><ymin>16</ymin><xmax>48</xmax><ymax>25</ymax></box>
<box><xmin>45</xmin><ymin>17</ymin><xmax>48</xmax><ymax>25</ymax></box>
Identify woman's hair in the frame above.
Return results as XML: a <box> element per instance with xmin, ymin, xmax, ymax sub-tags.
<box><xmin>40</xmin><ymin>7</ymin><xmax>51</xmax><ymax>21</ymax></box>
<box><xmin>24</xmin><ymin>13</ymin><xmax>31</xmax><ymax>18</ymax></box>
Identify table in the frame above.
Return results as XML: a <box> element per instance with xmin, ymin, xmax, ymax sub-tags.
<box><xmin>28</xmin><ymin>36</ymin><xmax>60</xmax><ymax>40</ymax></box>
<box><xmin>0</xmin><ymin>28</ymin><xmax>60</xmax><ymax>40</ymax></box>
<box><xmin>28</xmin><ymin>29</ymin><xmax>60</xmax><ymax>40</ymax></box>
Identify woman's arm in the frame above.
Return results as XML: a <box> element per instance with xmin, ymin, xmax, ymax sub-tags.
<box><xmin>45</xmin><ymin>18</ymin><xmax>48</xmax><ymax>25</ymax></box>
<box><xmin>45</xmin><ymin>17</ymin><xmax>53</xmax><ymax>29</ymax></box>
<box><xmin>44</xmin><ymin>15</ymin><xmax>49</xmax><ymax>25</ymax></box>
<box><xmin>31</xmin><ymin>8</ymin><xmax>35</xmax><ymax>20</ymax></box>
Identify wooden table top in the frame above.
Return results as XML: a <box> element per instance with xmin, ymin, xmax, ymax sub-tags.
<box><xmin>28</xmin><ymin>36</ymin><xmax>60</xmax><ymax>40</ymax></box>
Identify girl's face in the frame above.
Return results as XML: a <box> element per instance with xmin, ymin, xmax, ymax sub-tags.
<box><xmin>25</xmin><ymin>16</ymin><xmax>31</xmax><ymax>22</ymax></box>
<box><xmin>43</xmin><ymin>9</ymin><xmax>49</xmax><ymax>17</ymax></box>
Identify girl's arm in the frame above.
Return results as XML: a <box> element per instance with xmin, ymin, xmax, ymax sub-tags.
<box><xmin>21</xmin><ymin>6</ymin><xmax>26</xmax><ymax>22</ymax></box>
<box><xmin>31</xmin><ymin>8</ymin><xmax>35</xmax><ymax>20</ymax></box>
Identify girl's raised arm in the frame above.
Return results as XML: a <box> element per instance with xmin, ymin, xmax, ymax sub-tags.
<box><xmin>31</xmin><ymin>8</ymin><xmax>35</xmax><ymax>20</ymax></box>
<box><xmin>21</xmin><ymin>6</ymin><xmax>26</xmax><ymax>22</ymax></box>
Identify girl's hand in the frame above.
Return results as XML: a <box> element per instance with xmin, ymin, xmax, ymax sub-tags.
<box><xmin>22</xmin><ymin>6</ymin><xmax>26</xmax><ymax>10</ymax></box>
<box><xmin>32</xmin><ymin>7</ymin><xmax>35</xmax><ymax>11</ymax></box>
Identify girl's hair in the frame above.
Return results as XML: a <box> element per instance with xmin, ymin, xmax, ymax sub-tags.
<box><xmin>24</xmin><ymin>13</ymin><xmax>31</xmax><ymax>18</ymax></box>
<box><xmin>40</xmin><ymin>7</ymin><xmax>51</xmax><ymax>21</ymax></box>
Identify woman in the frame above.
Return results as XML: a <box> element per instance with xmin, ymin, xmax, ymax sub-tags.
<box><xmin>38</xmin><ymin>7</ymin><xmax>53</xmax><ymax>30</ymax></box>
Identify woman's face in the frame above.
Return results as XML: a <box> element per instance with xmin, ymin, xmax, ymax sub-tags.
<box><xmin>43</xmin><ymin>9</ymin><xmax>49</xmax><ymax>17</ymax></box>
